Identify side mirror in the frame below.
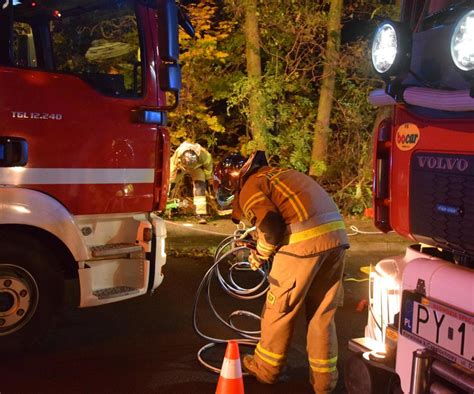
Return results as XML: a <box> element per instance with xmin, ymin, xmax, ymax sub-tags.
<box><xmin>178</xmin><ymin>5</ymin><xmax>195</xmax><ymax>38</ymax></box>
<box><xmin>159</xmin><ymin>63</ymin><xmax>181</xmax><ymax>92</ymax></box>
<box><xmin>0</xmin><ymin>137</ymin><xmax>28</xmax><ymax>167</ymax></box>
<box><xmin>156</xmin><ymin>0</ymin><xmax>194</xmax><ymax>110</ymax></box>
<box><xmin>156</xmin><ymin>0</ymin><xmax>180</xmax><ymax>110</ymax></box>
<box><xmin>156</xmin><ymin>0</ymin><xmax>179</xmax><ymax>62</ymax></box>
<box><xmin>159</xmin><ymin>63</ymin><xmax>181</xmax><ymax>110</ymax></box>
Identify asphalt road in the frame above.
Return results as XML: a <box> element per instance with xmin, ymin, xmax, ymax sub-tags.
<box><xmin>0</xmin><ymin>220</ymin><xmax>408</xmax><ymax>394</ymax></box>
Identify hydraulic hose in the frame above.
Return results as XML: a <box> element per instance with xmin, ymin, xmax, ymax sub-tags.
<box><xmin>192</xmin><ymin>225</ymin><xmax>270</xmax><ymax>374</ymax></box>
<box><xmin>175</xmin><ymin>220</ymin><xmax>380</xmax><ymax>372</ymax></box>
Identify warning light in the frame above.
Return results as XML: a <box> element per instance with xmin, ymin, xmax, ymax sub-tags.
<box><xmin>53</xmin><ymin>9</ymin><xmax>61</xmax><ymax>17</ymax></box>
<box><xmin>31</xmin><ymin>2</ymin><xmax>36</xmax><ymax>6</ymax></box>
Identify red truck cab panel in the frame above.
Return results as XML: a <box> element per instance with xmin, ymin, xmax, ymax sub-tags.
<box><xmin>0</xmin><ymin>1</ymin><xmax>168</xmax><ymax>215</ymax></box>
<box><xmin>388</xmin><ymin>107</ymin><xmax>474</xmax><ymax>254</ymax></box>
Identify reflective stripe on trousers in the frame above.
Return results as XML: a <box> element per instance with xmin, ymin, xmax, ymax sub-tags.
<box><xmin>255</xmin><ymin>342</ymin><xmax>285</xmax><ymax>367</ymax></box>
<box><xmin>309</xmin><ymin>356</ymin><xmax>337</xmax><ymax>373</ymax></box>
<box><xmin>252</xmin><ymin>246</ymin><xmax>345</xmax><ymax>393</ymax></box>
<box><xmin>193</xmin><ymin>195</ymin><xmax>207</xmax><ymax>215</ymax></box>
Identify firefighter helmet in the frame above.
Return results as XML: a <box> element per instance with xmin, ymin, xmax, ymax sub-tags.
<box><xmin>239</xmin><ymin>150</ymin><xmax>268</xmax><ymax>185</ymax></box>
<box><xmin>213</xmin><ymin>153</ymin><xmax>246</xmax><ymax>208</ymax></box>
<box><xmin>214</xmin><ymin>151</ymin><xmax>269</xmax><ymax>208</ymax></box>
<box><xmin>180</xmin><ymin>149</ymin><xmax>199</xmax><ymax>170</ymax></box>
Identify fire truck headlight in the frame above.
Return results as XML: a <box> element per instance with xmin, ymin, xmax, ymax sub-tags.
<box><xmin>371</xmin><ymin>21</ymin><xmax>410</xmax><ymax>78</ymax></box>
<box><xmin>451</xmin><ymin>10</ymin><xmax>474</xmax><ymax>72</ymax></box>
<box><xmin>372</xmin><ymin>23</ymin><xmax>398</xmax><ymax>74</ymax></box>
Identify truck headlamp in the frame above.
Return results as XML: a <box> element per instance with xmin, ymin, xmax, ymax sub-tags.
<box><xmin>371</xmin><ymin>21</ymin><xmax>410</xmax><ymax>78</ymax></box>
<box><xmin>450</xmin><ymin>9</ymin><xmax>474</xmax><ymax>72</ymax></box>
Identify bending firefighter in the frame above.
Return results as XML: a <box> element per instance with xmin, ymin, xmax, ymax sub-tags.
<box><xmin>169</xmin><ymin>142</ymin><xmax>213</xmax><ymax>223</ymax></box>
<box><xmin>214</xmin><ymin>151</ymin><xmax>349</xmax><ymax>393</ymax></box>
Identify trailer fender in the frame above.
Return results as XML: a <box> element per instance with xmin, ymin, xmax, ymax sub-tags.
<box><xmin>0</xmin><ymin>187</ymin><xmax>89</xmax><ymax>261</ymax></box>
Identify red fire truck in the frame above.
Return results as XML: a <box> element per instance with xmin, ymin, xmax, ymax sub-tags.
<box><xmin>0</xmin><ymin>0</ymin><xmax>192</xmax><ymax>349</ymax></box>
<box><xmin>345</xmin><ymin>1</ymin><xmax>474</xmax><ymax>393</ymax></box>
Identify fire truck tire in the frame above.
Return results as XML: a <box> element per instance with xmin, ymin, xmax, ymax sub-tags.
<box><xmin>344</xmin><ymin>353</ymin><xmax>400</xmax><ymax>394</ymax></box>
<box><xmin>0</xmin><ymin>231</ymin><xmax>64</xmax><ymax>351</ymax></box>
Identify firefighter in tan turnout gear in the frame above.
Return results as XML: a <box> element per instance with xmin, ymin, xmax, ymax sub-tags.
<box><xmin>214</xmin><ymin>151</ymin><xmax>349</xmax><ymax>393</ymax></box>
<box><xmin>169</xmin><ymin>142</ymin><xmax>213</xmax><ymax>223</ymax></box>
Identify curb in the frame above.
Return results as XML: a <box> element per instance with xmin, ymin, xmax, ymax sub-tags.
<box><xmin>165</xmin><ymin>219</ymin><xmax>410</xmax><ymax>255</ymax></box>
<box><xmin>345</xmin><ymin>240</ymin><xmax>409</xmax><ymax>253</ymax></box>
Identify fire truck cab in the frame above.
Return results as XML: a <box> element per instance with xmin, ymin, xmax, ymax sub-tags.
<box><xmin>345</xmin><ymin>1</ymin><xmax>474</xmax><ymax>393</ymax></box>
<box><xmin>345</xmin><ymin>0</ymin><xmax>474</xmax><ymax>394</ymax></box>
<box><xmin>0</xmin><ymin>0</ymin><xmax>191</xmax><ymax>349</ymax></box>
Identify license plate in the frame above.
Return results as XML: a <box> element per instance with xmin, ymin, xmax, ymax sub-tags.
<box><xmin>401</xmin><ymin>291</ymin><xmax>474</xmax><ymax>371</ymax></box>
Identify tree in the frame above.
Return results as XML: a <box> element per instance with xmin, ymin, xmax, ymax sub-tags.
<box><xmin>175</xmin><ymin>0</ymin><xmax>400</xmax><ymax>214</ymax></box>
<box><xmin>225</xmin><ymin>0</ymin><xmax>325</xmax><ymax>165</ymax></box>
<box><xmin>243</xmin><ymin>0</ymin><xmax>268</xmax><ymax>152</ymax></box>
<box><xmin>309</xmin><ymin>0</ymin><xmax>343</xmax><ymax>177</ymax></box>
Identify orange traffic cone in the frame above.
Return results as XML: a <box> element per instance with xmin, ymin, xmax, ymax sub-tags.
<box><xmin>215</xmin><ymin>340</ymin><xmax>244</xmax><ymax>394</ymax></box>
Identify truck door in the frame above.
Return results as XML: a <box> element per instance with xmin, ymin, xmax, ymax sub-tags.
<box><xmin>0</xmin><ymin>0</ymin><xmax>159</xmax><ymax>215</ymax></box>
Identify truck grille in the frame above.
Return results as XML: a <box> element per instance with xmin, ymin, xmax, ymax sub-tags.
<box><xmin>410</xmin><ymin>152</ymin><xmax>474</xmax><ymax>255</ymax></box>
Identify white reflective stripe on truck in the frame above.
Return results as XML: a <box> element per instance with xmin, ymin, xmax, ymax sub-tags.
<box><xmin>0</xmin><ymin>168</ymin><xmax>155</xmax><ymax>185</ymax></box>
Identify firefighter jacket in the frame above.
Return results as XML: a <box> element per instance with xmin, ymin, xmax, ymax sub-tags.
<box><xmin>169</xmin><ymin>142</ymin><xmax>213</xmax><ymax>183</ymax></box>
<box><xmin>232</xmin><ymin>166</ymin><xmax>349</xmax><ymax>257</ymax></box>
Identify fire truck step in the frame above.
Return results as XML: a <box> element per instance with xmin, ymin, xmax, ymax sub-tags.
<box><xmin>93</xmin><ymin>286</ymin><xmax>140</xmax><ymax>300</ymax></box>
<box><xmin>91</xmin><ymin>243</ymin><xmax>143</xmax><ymax>258</ymax></box>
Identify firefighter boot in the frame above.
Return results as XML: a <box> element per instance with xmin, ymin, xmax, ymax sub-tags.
<box><xmin>309</xmin><ymin>365</ymin><xmax>339</xmax><ymax>394</ymax></box>
<box><xmin>242</xmin><ymin>355</ymin><xmax>276</xmax><ymax>384</ymax></box>
<box><xmin>242</xmin><ymin>355</ymin><xmax>291</xmax><ymax>384</ymax></box>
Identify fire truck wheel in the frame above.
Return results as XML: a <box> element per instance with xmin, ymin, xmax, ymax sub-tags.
<box><xmin>0</xmin><ymin>231</ymin><xmax>64</xmax><ymax>351</ymax></box>
<box><xmin>344</xmin><ymin>353</ymin><xmax>399</xmax><ymax>394</ymax></box>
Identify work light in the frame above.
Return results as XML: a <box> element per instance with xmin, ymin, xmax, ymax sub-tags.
<box><xmin>451</xmin><ymin>9</ymin><xmax>474</xmax><ymax>72</ymax></box>
<box><xmin>371</xmin><ymin>21</ymin><xmax>410</xmax><ymax>78</ymax></box>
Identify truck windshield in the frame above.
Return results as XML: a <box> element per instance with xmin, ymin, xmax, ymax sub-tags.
<box><xmin>423</xmin><ymin>0</ymin><xmax>467</xmax><ymax>17</ymax></box>
<box><xmin>417</xmin><ymin>0</ymin><xmax>470</xmax><ymax>31</ymax></box>
<box><xmin>3</xmin><ymin>0</ymin><xmax>143</xmax><ymax>97</ymax></box>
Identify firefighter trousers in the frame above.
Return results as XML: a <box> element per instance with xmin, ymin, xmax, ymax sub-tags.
<box><xmin>193</xmin><ymin>179</ymin><xmax>207</xmax><ymax>215</ymax></box>
<box><xmin>253</xmin><ymin>246</ymin><xmax>346</xmax><ymax>393</ymax></box>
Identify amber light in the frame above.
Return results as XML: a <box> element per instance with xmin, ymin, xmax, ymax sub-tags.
<box><xmin>143</xmin><ymin>228</ymin><xmax>153</xmax><ymax>242</ymax></box>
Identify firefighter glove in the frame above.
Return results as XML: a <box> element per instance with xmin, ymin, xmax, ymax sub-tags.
<box><xmin>249</xmin><ymin>250</ymin><xmax>266</xmax><ymax>271</ymax></box>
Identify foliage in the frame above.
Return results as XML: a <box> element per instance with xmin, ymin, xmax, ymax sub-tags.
<box><xmin>327</xmin><ymin>39</ymin><xmax>383</xmax><ymax>214</ymax></box>
<box><xmin>168</xmin><ymin>1</ymin><xmax>235</xmax><ymax>150</ymax></box>
<box><xmin>175</xmin><ymin>0</ymin><xmax>399</xmax><ymax>215</ymax></box>
<box><xmin>322</xmin><ymin>2</ymin><xmax>399</xmax><ymax>214</ymax></box>
<box><xmin>223</xmin><ymin>0</ymin><xmax>325</xmax><ymax>164</ymax></box>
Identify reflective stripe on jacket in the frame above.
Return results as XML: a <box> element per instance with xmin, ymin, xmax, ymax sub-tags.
<box><xmin>232</xmin><ymin>167</ymin><xmax>349</xmax><ymax>257</ymax></box>
<box><xmin>169</xmin><ymin>142</ymin><xmax>213</xmax><ymax>183</ymax></box>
